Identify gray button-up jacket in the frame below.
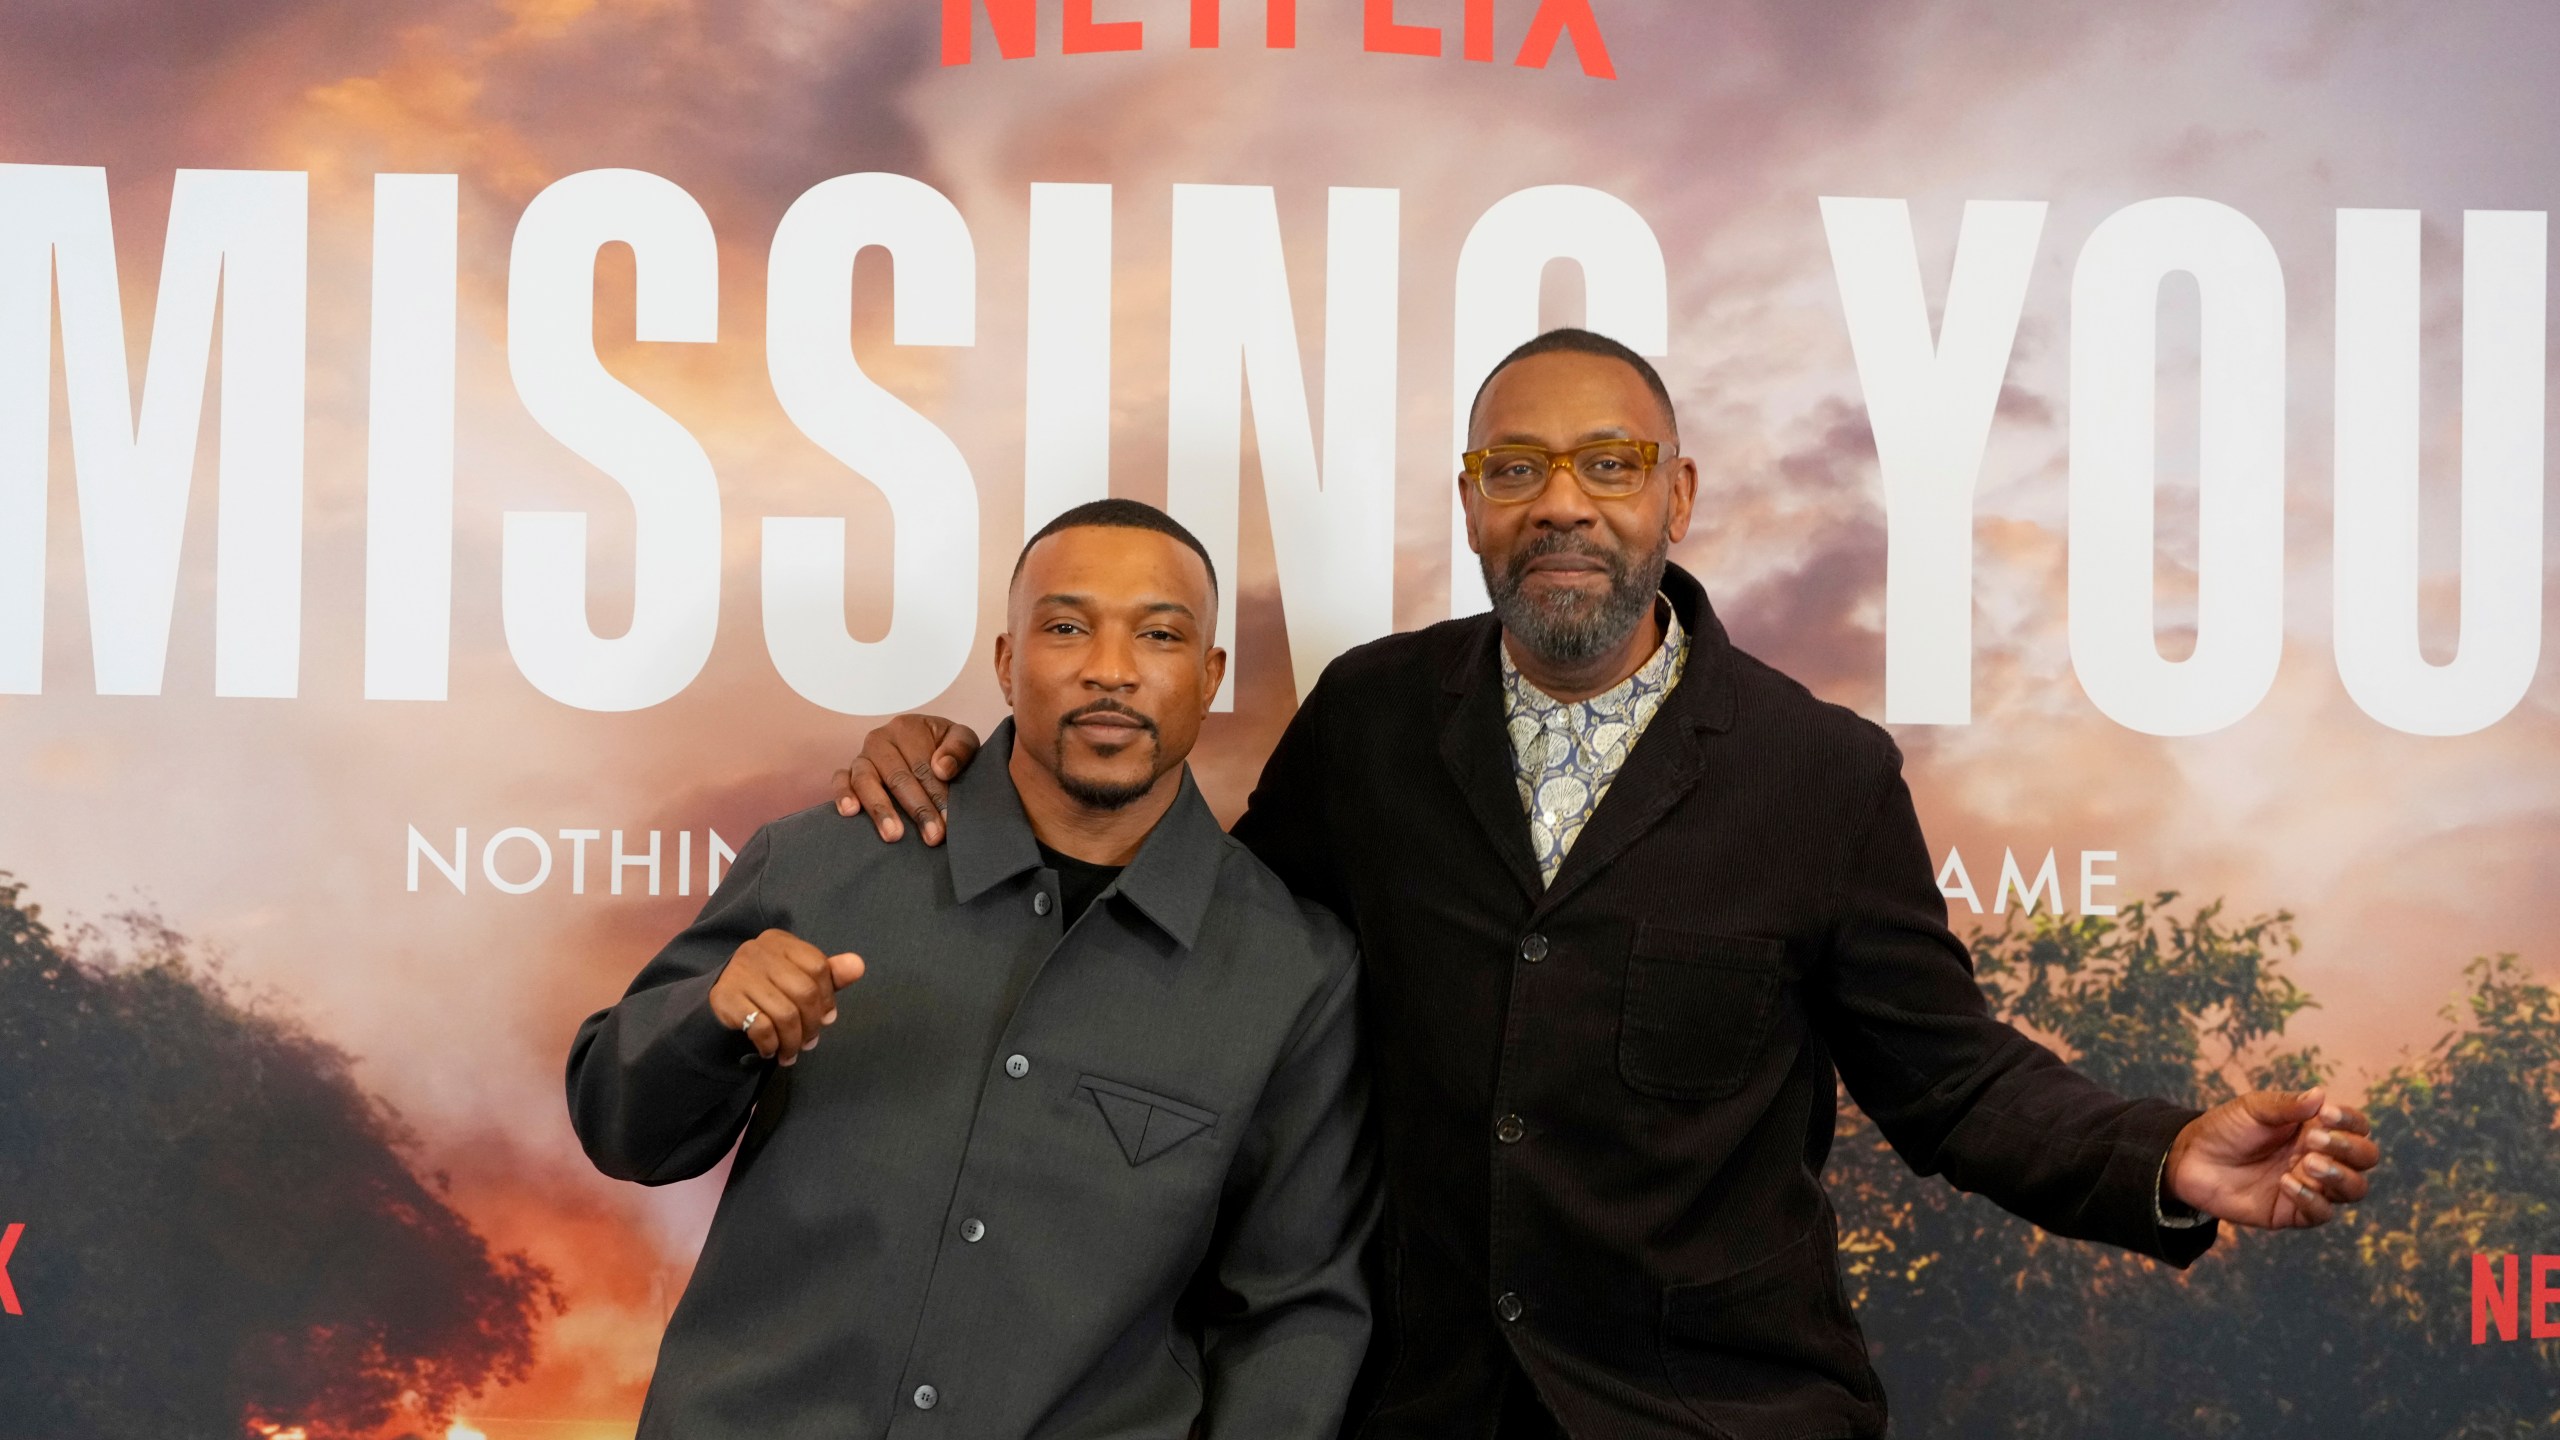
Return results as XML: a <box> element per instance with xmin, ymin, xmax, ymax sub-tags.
<box><xmin>566</xmin><ymin>720</ymin><xmax>1376</xmax><ymax>1438</ymax></box>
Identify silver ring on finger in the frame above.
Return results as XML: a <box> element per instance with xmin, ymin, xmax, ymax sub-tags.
<box><xmin>741</xmin><ymin>1008</ymin><xmax>761</xmax><ymax>1032</ymax></box>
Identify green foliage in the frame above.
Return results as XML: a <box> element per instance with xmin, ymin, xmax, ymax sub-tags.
<box><xmin>1832</xmin><ymin>894</ymin><xmax>2560</xmax><ymax>1438</ymax></box>
<box><xmin>1970</xmin><ymin>893</ymin><xmax>2318</xmax><ymax>1108</ymax></box>
<box><xmin>0</xmin><ymin>873</ymin><xmax>560</xmax><ymax>1440</ymax></box>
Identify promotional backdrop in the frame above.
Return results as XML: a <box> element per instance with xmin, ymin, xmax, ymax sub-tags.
<box><xmin>3</xmin><ymin>2</ymin><xmax>2558</xmax><ymax>1436</ymax></box>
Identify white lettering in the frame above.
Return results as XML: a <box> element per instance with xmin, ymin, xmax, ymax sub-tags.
<box><xmin>558</xmin><ymin>828</ymin><xmax>601</xmax><ymax>895</ymax></box>
<box><xmin>1024</xmin><ymin>182</ymin><xmax>1114</xmax><ymax>529</ymax></box>
<box><xmin>710</xmin><ymin>828</ymin><xmax>737</xmax><ymax>891</ymax></box>
<box><xmin>1167</xmin><ymin>184</ymin><xmax>1399</xmax><ymax>706</ymax></box>
<box><xmin>407</xmin><ymin>825</ymin><xmax>468</xmax><ymax>893</ymax></box>
<box><xmin>2333</xmin><ymin>208</ymin><xmax>2546</xmax><ymax>736</ymax></box>
<box><xmin>1939</xmin><ymin>847</ymin><xmax>2124</xmax><ymax>918</ymax></box>
<box><xmin>482</xmin><ymin>827</ymin><xmax>554</xmax><ymax>895</ymax></box>
<box><xmin>762</xmin><ymin>172</ymin><xmax>981</xmax><ymax>715</ymax></box>
<box><xmin>1822</xmin><ymin>197</ymin><xmax>2046</xmax><ymax>724</ymax></box>
<box><xmin>1995</xmin><ymin>847</ymin><xmax>2064</xmax><ymax>915</ymax></box>
<box><xmin>2079</xmin><ymin>849</ymin><xmax>2118</xmax><ymax>917</ymax></box>
<box><xmin>2068</xmin><ymin>196</ymin><xmax>2287</xmax><ymax>736</ymax></box>
<box><xmin>612</xmin><ymin>828</ymin><xmax>661</xmax><ymax>897</ymax></box>
<box><xmin>0</xmin><ymin>165</ymin><xmax>308</xmax><ymax>697</ymax></box>
<box><xmin>363</xmin><ymin>174</ymin><xmax>460</xmax><ymax>701</ymax></box>
<box><xmin>503</xmin><ymin>168</ymin><xmax>723</xmax><ymax>712</ymax></box>
<box><xmin>1936</xmin><ymin>846</ymin><xmax>1983</xmax><ymax>914</ymax></box>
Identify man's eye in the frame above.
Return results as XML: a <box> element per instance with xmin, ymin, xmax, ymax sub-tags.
<box><xmin>1586</xmin><ymin>457</ymin><xmax>1627</xmax><ymax>473</ymax></box>
<box><xmin>1046</xmin><ymin>621</ymin><xmax>1084</xmax><ymax>636</ymax></box>
<box><xmin>1493</xmin><ymin>461</ymin><xmax>1540</xmax><ymax>479</ymax></box>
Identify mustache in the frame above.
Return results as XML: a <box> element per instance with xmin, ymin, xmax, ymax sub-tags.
<box><xmin>1505</xmin><ymin>530</ymin><xmax>1629</xmax><ymax>584</ymax></box>
<box><xmin>1060</xmin><ymin>698</ymin><xmax>1161</xmax><ymax>736</ymax></box>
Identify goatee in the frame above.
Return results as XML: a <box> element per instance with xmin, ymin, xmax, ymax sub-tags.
<box><xmin>1053</xmin><ymin>699</ymin><xmax>1163</xmax><ymax>811</ymax></box>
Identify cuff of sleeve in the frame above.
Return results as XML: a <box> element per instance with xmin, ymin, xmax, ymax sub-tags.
<box><xmin>2138</xmin><ymin>1104</ymin><xmax>2219</xmax><ymax>1267</ymax></box>
<box><xmin>661</xmin><ymin>970</ymin><xmax>764</xmax><ymax>1076</ymax></box>
<box><xmin>2153</xmin><ymin>1151</ymin><xmax>2211</xmax><ymax>1228</ymax></box>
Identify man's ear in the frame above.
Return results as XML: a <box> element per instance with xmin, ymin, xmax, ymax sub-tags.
<box><xmin>993</xmin><ymin>632</ymin><xmax>1015</xmax><ymax>708</ymax></box>
<box><xmin>1665</xmin><ymin>455</ymin><xmax>1699</xmax><ymax>545</ymax></box>
<box><xmin>1457</xmin><ymin>471</ymin><xmax>1485</xmax><ymax>554</ymax></box>
<box><xmin>1202</xmin><ymin>645</ymin><xmax>1228</xmax><ymax>709</ymax></box>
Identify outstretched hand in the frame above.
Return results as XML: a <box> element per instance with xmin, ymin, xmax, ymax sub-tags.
<box><xmin>836</xmin><ymin>716</ymin><xmax>982</xmax><ymax>845</ymax></box>
<box><xmin>2165</xmin><ymin>1086</ymin><xmax>2379</xmax><ymax>1229</ymax></box>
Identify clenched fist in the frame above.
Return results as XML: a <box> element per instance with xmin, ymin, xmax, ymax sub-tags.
<box><xmin>709</xmin><ymin>929</ymin><xmax>866</xmax><ymax>1066</ymax></box>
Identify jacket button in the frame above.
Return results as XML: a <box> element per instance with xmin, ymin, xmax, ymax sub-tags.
<box><xmin>1519</xmin><ymin>933</ymin><xmax>1548</xmax><ymax>963</ymax></box>
<box><xmin>960</xmin><ymin>1217</ymin><xmax>986</xmax><ymax>1243</ymax></box>
<box><xmin>1033</xmin><ymin>890</ymin><xmax>1053</xmax><ymax>916</ymax></box>
<box><xmin>1495</xmin><ymin>1114</ymin><xmax>1526</xmax><ymax>1145</ymax></box>
<box><xmin>1005</xmin><ymin>1054</ymin><xmax>1029</xmax><ymax>1079</ymax></box>
<box><xmin>913</xmin><ymin>1383</ymin><xmax>940</xmax><ymax>1410</ymax></box>
<box><xmin>1496</xmin><ymin>1292</ymin><xmax>1524</xmax><ymax>1323</ymax></box>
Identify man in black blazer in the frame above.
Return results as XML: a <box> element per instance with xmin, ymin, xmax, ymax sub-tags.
<box><xmin>840</xmin><ymin>329</ymin><xmax>2381</xmax><ymax>1438</ymax></box>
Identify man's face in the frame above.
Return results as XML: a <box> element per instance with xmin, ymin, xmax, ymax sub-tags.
<box><xmin>1461</xmin><ymin>351</ymin><xmax>1697</xmax><ymax>665</ymax></box>
<box><xmin>998</xmin><ymin>526</ymin><xmax>1226</xmax><ymax>811</ymax></box>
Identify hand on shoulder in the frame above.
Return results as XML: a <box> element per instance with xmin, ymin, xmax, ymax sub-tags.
<box><xmin>837</xmin><ymin>716</ymin><xmax>982</xmax><ymax>845</ymax></box>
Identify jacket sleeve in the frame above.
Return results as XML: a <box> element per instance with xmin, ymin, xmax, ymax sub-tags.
<box><xmin>564</xmin><ymin>825</ymin><xmax>778</xmax><ymax>1185</ymax></box>
<box><xmin>1812</xmin><ymin>743</ymin><xmax>2217</xmax><ymax>1267</ymax></box>
<box><xmin>1229</xmin><ymin>670</ymin><xmax>1351</xmax><ymax>919</ymax></box>
<box><xmin>1191</xmin><ymin>925</ymin><xmax>1380</xmax><ymax>1438</ymax></box>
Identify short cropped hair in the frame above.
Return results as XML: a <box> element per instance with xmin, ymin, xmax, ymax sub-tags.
<box><xmin>1011</xmin><ymin>497</ymin><xmax>1220</xmax><ymax>599</ymax></box>
<box><xmin>1466</xmin><ymin>327</ymin><xmax>1679</xmax><ymax>447</ymax></box>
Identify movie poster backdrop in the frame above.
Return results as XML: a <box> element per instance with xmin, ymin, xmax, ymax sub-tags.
<box><xmin>2</xmin><ymin>2</ymin><xmax>2556</xmax><ymax>1435</ymax></box>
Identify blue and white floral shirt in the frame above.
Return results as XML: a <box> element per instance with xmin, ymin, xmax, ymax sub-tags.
<box><xmin>1499</xmin><ymin>600</ymin><xmax>1689</xmax><ymax>887</ymax></box>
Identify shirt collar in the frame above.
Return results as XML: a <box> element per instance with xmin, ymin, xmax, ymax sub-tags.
<box><xmin>944</xmin><ymin>717</ymin><xmax>1225</xmax><ymax>952</ymax></box>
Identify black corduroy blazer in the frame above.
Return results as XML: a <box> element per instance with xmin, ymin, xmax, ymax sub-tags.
<box><xmin>1231</xmin><ymin>561</ymin><xmax>2215</xmax><ymax>1440</ymax></box>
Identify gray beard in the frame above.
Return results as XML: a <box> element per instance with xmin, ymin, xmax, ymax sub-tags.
<box><xmin>1483</xmin><ymin>528</ymin><xmax>1671</xmax><ymax>667</ymax></box>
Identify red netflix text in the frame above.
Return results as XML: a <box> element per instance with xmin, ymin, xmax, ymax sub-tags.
<box><xmin>942</xmin><ymin>0</ymin><xmax>1617</xmax><ymax>78</ymax></box>
<box><xmin>2470</xmin><ymin>1253</ymin><xmax>2560</xmax><ymax>1344</ymax></box>
<box><xmin>0</xmin><ymin>1223</ymin><xmax>23</xmax><ymax>1316</ymax></box>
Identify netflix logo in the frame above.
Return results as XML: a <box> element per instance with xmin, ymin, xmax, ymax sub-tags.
<box><xmin>942</xmin><ymin>0</ymin><xmax>1619</xmax><ymax>78</ymax></box>
<box><xmin>2470</xmin><ymin>1254</ymin><xmax>2560</xmax><ymax>1344</ymax></box>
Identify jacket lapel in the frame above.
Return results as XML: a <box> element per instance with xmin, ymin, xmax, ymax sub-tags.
<box><xmin>1437</xmin><ymin>618</ymin><xmax>1543</xmax><ymax>903</ymax></box>
<box><xmin>1530</xmin><ymin>566</ymin><xmax>1738</xmax><ymax>919</ymax></box>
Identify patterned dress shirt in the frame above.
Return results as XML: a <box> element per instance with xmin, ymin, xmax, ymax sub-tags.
<box><xmin>1500</xmin><ymin>599</ymin><xmax>1690</xmax><ymax>887</ymax></box>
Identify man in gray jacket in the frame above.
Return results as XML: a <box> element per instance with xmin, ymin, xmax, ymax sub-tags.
<box><xmin>566</xmin><ymin>499</ymin><xmax>1375</xmax><ymax>1439</ymax></box>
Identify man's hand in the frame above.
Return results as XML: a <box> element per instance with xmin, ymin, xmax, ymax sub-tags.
<box><xmin>709</xmin><ymin>929</ymin><xmax>866</xmax><ymax>1066</ymax></box>
<box><xmin>2166</xmin><ymin>1086</ymin><xmax>2379</xmax><ymax>1229</ymax></box>
<box><xmin>835</xmin><ymin>716</ymin><xmax>981</xmax><ymax>845</ymax></box>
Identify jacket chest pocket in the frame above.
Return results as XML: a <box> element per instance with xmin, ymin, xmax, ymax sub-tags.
<box><xmin>1617</xmin><ymin>924</ymin><xmax>1786</xmax><ymax>1101</ymax></box>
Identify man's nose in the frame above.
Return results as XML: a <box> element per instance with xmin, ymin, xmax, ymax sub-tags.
<box><xmin>1523</xmin><ymin>459</ymin><xmax>1601</xmax><ymax>529</ymax></box>
<box><xmin>1081</xmin><ymin>629</ymin><xmax>1140</xmax><ymax>689</ymax></box>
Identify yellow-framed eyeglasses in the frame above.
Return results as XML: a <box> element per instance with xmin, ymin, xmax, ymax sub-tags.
<box><xmin>1462</xmin><ymin>438</ymin><xmax>1665</xmax><ymax>503</ymax></box>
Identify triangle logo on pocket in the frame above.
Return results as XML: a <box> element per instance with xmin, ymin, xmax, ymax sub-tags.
<box><xmin>1092</xmin><ymin>1088</ymin><xmax>1154</xmax><ymax>1163</ymax></box>
<box><xmin>1083</xmin><ymin>1078</ymin><xmax>1216</xmax><ymax>1166</ymax></box>
<box><xmin>1134</xmin><ymin>1107</ymin><xmax>1209</xmax><ymax>1163</ymax></box>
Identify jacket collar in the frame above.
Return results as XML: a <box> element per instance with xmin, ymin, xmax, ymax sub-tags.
<box><xmin>945</xmin><ymin>717</ymin><xmax>1223</xmax><ymax>952</ymax></box>
<box><xmin>1436</xmin><ymin>561</ymin><xmax>1737</xmax><ymax>913</ymax></box>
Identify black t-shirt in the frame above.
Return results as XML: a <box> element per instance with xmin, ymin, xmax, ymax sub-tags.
<box><xmin>1036</xmin><ymin>840</ymin><xmax>1125</xmax><ymax>928</ymax></box>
